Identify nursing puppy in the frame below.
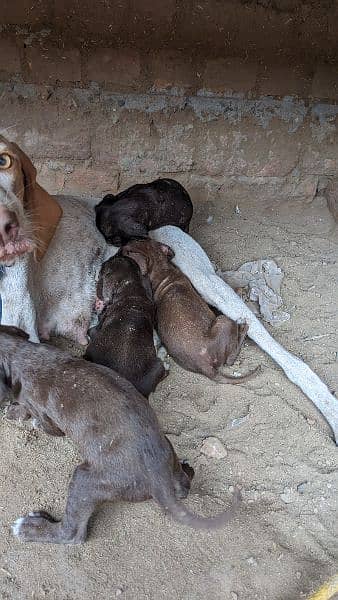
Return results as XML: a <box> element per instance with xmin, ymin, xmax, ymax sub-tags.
<box><xmin>0</xmin><ymin>326</ymin><xmax>239</xmax><ymax>544</ymax></box>
<box><xmin>122</xmin><ymin>240</ymin><xmax>259</xmax><ymax>384</ymax></box>
<box><xmin>85</xmin><ymin>255</ymin><xmax>166</xmax><ymax>397</ymax></box>
<box><xmin>95</xmin><ymin>178</ymin><xmax>193</xmax><ymax>246</ymax></box>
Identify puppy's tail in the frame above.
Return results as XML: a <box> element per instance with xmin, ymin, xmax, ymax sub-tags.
<box><xmin>152</xmin><ymin>482</ymin><xmax>241</xmax><ymax>530</ymax></box>
<box><xmin>213</xmin><ymin>364</ymin><xmax>261</xmax><ymax>384</ymax></box>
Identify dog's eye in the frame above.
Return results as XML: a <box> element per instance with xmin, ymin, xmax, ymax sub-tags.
<box><xmin>0</xmin><ymin>153</ymin><xmax>12</xmax><ymax>170</ymax></box>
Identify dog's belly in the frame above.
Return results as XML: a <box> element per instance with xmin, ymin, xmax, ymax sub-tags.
<box><xmin>34</xmin><ymin>196</ymin><xmax>118</xmax><ymax>344</ymax></box>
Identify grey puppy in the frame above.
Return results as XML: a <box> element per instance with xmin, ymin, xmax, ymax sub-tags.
<box><xmin>0</xmin><ymin>326</ymin><xmax>240</xmax><ymax>545</ymax></box>
<box><xmin>122</xmin><ymin>240</ymin><xmax>260</xmax><ymax>384</ymax></box>
<box><xmin>85</xmin><ymin>255</ymin><xmax>166</xmax><ymax>398</ymax></box>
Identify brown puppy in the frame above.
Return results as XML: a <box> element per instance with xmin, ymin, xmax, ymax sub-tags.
<box><xmin>122</xmin><ymin>240</ymin><xmax>259</xmax><ymax>384</ymax></box>
<box><xmin>0</xmin><ymin>326</ymin><xmax>239</xmax><ymax>545</ymax></box>
<box><xmin>85</xmin><ymin>255</ymin><xmax>166</xmax><ymax>398</ymax></box>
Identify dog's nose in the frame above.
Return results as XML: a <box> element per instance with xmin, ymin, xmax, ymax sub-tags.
<box><xmin>0</xmin><ymin>208</ymin><xmax>19</xmax><ymax>246</ymax></box>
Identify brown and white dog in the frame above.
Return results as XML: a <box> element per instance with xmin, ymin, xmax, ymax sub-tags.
<box><xmin>0</xmin><ymin>136</ymin><xmax>113</xmax><ymax>344</ymax></box>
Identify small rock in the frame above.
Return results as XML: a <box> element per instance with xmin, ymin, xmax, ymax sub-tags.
<box><xmin>306</xmin><ymin>417</ymin><xmax>315</xmax><ymax>426</ymax></box>
<box><xmin>206</xmin><ymin>215</ymin><xmax>214</xmax><ymax>224</ymax></box>
<box><xmin>235</xmin><ymin>204</ymin><xmax>241</xmax><ymax>215</ymax></box>
<box><xmin>280</xmin><ymin>488</ymin><xmax>294</xmax><ymax>504</ymax></box>
<box><xmin>296</xmin><ymin>572</ymin><xmax>302</xmax><ymax>580</ymax></box>
<box><xmin>200</xmin><ymin>437</ymin><xmax>228</xmax><ymax>459</ymax></box>
<box><xmin>297</xmin><ymin>481</ymin><xmax>308</xmax><ymax>494</ymax></box>
<box><xmin>115</xmin><ymin>588</ymin><xmax>123</xmax><ymax>597</ymax></box>
<box><xmin>230</xmin><ymin>414</ymin><xmax>248</xmax><ymax>428</ymax></box>
<box><xmin>247</xmin><ymin>557</ymin><xmax>257</xmax><ymax>566</ymax></box>
<box><xmin>230</xmin><ymin>593</ymin><xmax>238</xmax><ymax>600</ymax></box>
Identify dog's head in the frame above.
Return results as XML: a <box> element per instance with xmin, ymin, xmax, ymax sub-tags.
<box><xmin>95</xmin><ymin>196</ymin><xmax>148</xmax><ymax>246</ymax></box>
<box><xmin>0</xmin><ymin>136</ymin><xmax>62</xmax><ymax>266</ymax></box>
<box><xmin>98</xmin><ymin>255</ymin><xmax>144</xmax><ymax>301</ymax></box>
<box><xmin>121</xmin><ymin>239</ymin><xmax>175</xmax><ymax>276</ymax></box>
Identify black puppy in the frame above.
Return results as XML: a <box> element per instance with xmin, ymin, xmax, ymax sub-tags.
<box><xmin>95</xmin><ymin>178</ymin><xmax>193</xmax><ymax>246</ymax></box>
<box><xmin>85</xmin><ymin>255</ymin><xmax>166</xmax><ymax>397</ymax></box>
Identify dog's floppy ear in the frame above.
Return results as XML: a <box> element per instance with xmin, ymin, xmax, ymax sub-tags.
<box><xmin>121</xmin><ymin>248</ymin><xmax>148</xmax><ymax>275</ymax></box>
<box><xmin>10</xmin><ymin>142</ymin><xmax>63</xmax><ymax>262</ymax></box>
<box><xmin>160</xmin><ymin>243</ymin><xmax>175</xmax><ymax>260</ymax></box>
<box><xmin>0</xmin><ymin>325</ymin><xmax>30</xmax><ymax>339</ymax></box>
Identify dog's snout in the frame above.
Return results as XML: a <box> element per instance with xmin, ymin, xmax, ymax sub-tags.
<box><xmin>0</xmin><ymin>208</ymin><xmax>19</xmax><ymax>246</ymax></box>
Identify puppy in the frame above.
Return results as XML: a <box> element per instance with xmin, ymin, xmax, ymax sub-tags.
<box><xmin>122</xmin><ymin>240</ymin><xmax>259</xmax><ymax>384</ymax></box>
<box><xmin>85</xmin><ymin>255</ymin><xmax>166</xmax><ymax>397</ymax></box>
<box><xmin>0</xmin><ymin>326</ymin><xmax>240</xmax><ymax>544</ymax></box>
<box><xmin>95</xmin><ymin>178</ymin><xmax>193</xmax><ymax>246</ymax></box>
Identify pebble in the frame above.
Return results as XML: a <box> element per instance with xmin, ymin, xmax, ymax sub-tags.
<box><xmin>235</xmin><ymin>205</ymin><xmax>241</xmax><ymax>215</ymax></box>
<box><xmin>280</xmin><ymin>488</ymin><xmax>294</xmax><ymax>504</ymax></box>
<box><xmin>230</xmin><ymin>415</ymin><xmax>248</xmax><ymax>428</ymax></box>
<box><xmin>115</xmin><ymin>588</ymin><xmax>123</xmax><ymax>597</ymax></box>
<box><xmin>306</xmin><ymin>418</ymin><xmax>315</xmax><ymax>426</ymax></box>
<box><xmin>230</xmin><ymin>593</ymin><xmax>238</xmax><ymax>600</ymax></box>
<box><xmin>297</xmin><ymin>481</ymin><xmax>308</xmax><ymax>494</ymax></box>
<box><xmin>200</xmin><ymin>437</ymin><xmax>228</xmax><ymax>459</ymax></box>
<box><xmin>296</xmin><ymin>572</ymin><xmax>302</xmax><ymax>580</ymax></box>
<box><xmin>207</xmin><ymin>215</ymin><xmax>214</xmax><ymax>224</ymax></box>
<box><xmin>247</xmin><ymin>557</ymin><xmax>257</xmax><ymax>566</ymax></box>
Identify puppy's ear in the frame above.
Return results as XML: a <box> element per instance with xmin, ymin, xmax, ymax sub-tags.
<box><xmin>141</xmin><ymin>274</ymin><xmax>153</xmax><ymax>301</ymax></box>
<box><xmin>160</xmin><ymin>244</ymin><xmax>175</xmax><ymax>260</ymax></box>
<box><xmin>122</xmin><ymin>250</ymin><xmax>148</xmax><ymax>275</ymax></box>
<box><xmin>0</xmin><ymin>325</ymin><xmax>30</xmax><ymax>339</ymax></box>
<box><xmin>121</xmin><ymin>219</ymin><xmax>148</xmax><ymax>242</ymax></box>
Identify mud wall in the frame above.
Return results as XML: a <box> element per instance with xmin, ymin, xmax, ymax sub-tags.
<box><xmin>0</xmin><ymin>0</ymin><xmax>337</xmax><ymax>207</ymax></box>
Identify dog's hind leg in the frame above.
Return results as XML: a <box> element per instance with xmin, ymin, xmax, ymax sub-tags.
<box><xmin>12</xmin><ymin>462</ymin><xmax>112</xmax><ymax>544</ymax></box>
<box><xmin>225</xmin><ymin>322</ymin><xmax>249</xmax><ymax>366</ymax></box>
<box><xmin>209</xmin><ymin>316</ymin><xmax>248</xmax><ymax>367</ymax></box>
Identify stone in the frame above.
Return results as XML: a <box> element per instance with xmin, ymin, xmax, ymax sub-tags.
<box><xmin>0</xmin><ymin>38</ymin><xmax>21</xmax><ymax>74</ymax></box>
<box><xmin>149</xmin><ymin>50</ymin><xmax>196</xmax><ymax>91</ymax></box>
<box><xmin>87</xmin><ymin>49</ymin><xmax>141</xmax><ymax>89</ymax></box>
<box><xmin>259</xmin><ymin>64</ymin><xmax>311</xmax><ymax>98</ymax></box>
<box><xmin>202</xmin><ymin>57</ymin><xmax>257</xmax><ymax>95</ymax></box>
<box><xmin>200</xmin><ymin>437</ymin><xmax>228</xmax><ymax>459</ymax></box>
<box><xmin>25</xmin><ymin>47</ymin><xmax>81</xmax><ymax>84</ymax></box>
<box><xmin>280</xmin><ymin>488</ymin><xmax>295</xmax><ymax>504</ymax></box>
<box><xmin>312</xmin><ymin>65</ymin><xmax>338</xmax><ymax>101</ymax></box>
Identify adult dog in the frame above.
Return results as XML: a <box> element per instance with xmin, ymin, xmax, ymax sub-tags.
<box><xmin>0</xmin><ymin>136</ymin><xmax>336</xmax><ymax>442</ymax></box>
<box><xmin>0</xmin><ymin>135</ymin><xmax>113</xmax><ymax>344</ymax></box>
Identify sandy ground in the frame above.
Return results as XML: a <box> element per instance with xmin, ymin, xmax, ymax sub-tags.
<box><xmin>0</xmin><ymin>187</ymin><xmax>337</xmax><ymax>600</ymax></box>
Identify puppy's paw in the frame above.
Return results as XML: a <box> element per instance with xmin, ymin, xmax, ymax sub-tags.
<box><xmin>94</xmin><ymin>298</ymin><xmax>105</xmax><ymax>313</ymax></box>
<box><xmin>12</xmin><ymin>511</ymin><xmax>58</xmax><ymax>543</ymax></box>
<box><xmin>5</xmin><ymin>403</ymin><xmax>30</xmax><ymax>422</ymax></box>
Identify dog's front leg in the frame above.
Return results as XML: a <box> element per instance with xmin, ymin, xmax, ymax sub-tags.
<box><xmin>0</xmin><ymin>255</ymin><xmax>39</xmax><ymax>342</ymax></box>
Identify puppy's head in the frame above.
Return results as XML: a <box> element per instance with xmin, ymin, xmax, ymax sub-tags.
<box><xmin>98</xmin><ymin>255</ymin><xmax>144</xmax><ymax>302</ymax></box>
<box><xmin>121</xmin><ymin>239</ymin><xmax>175</xmax><ymax>275</ymax></box>
<box><xmin>0</xmin><ymin>325</ymin><xmax>30</xmax><ymax>340</ymax></box>
<box><xmin>95</xmin><ymin>198</ymin><xmax>148</xmax><ymax>246</ymax></box>
<box><xmin>0</xmin><ymin>136</ymin><xmax>37</xmax><ymax>265</ymax></box>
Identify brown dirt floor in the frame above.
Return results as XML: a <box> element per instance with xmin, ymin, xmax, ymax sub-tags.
<box><xmin>0</xmin><ymin>187</ymin><xmax>337</xmax><ymax>600</ymax></box>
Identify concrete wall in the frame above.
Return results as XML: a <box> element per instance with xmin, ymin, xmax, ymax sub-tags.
<box><xmin>0</xmin><ymin>0</ymin><xmax>337</xmax><ymax>208</ymax></box>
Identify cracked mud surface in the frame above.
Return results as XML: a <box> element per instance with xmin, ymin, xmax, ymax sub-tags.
<box><xmin>0</xmin><ymin>189</ymin><xmax>337</xmax><ymax>600</ymax></box>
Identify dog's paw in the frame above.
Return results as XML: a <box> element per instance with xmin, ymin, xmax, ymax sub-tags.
<box><xmin>12</xmin><ymin>511</ymin><xmax>59</xmax><ymax>543</ymax></box>
<box><xmin>5</xmin><ymin>403</ymin><xmax>30</xmax><ymax>421</ymax></box>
